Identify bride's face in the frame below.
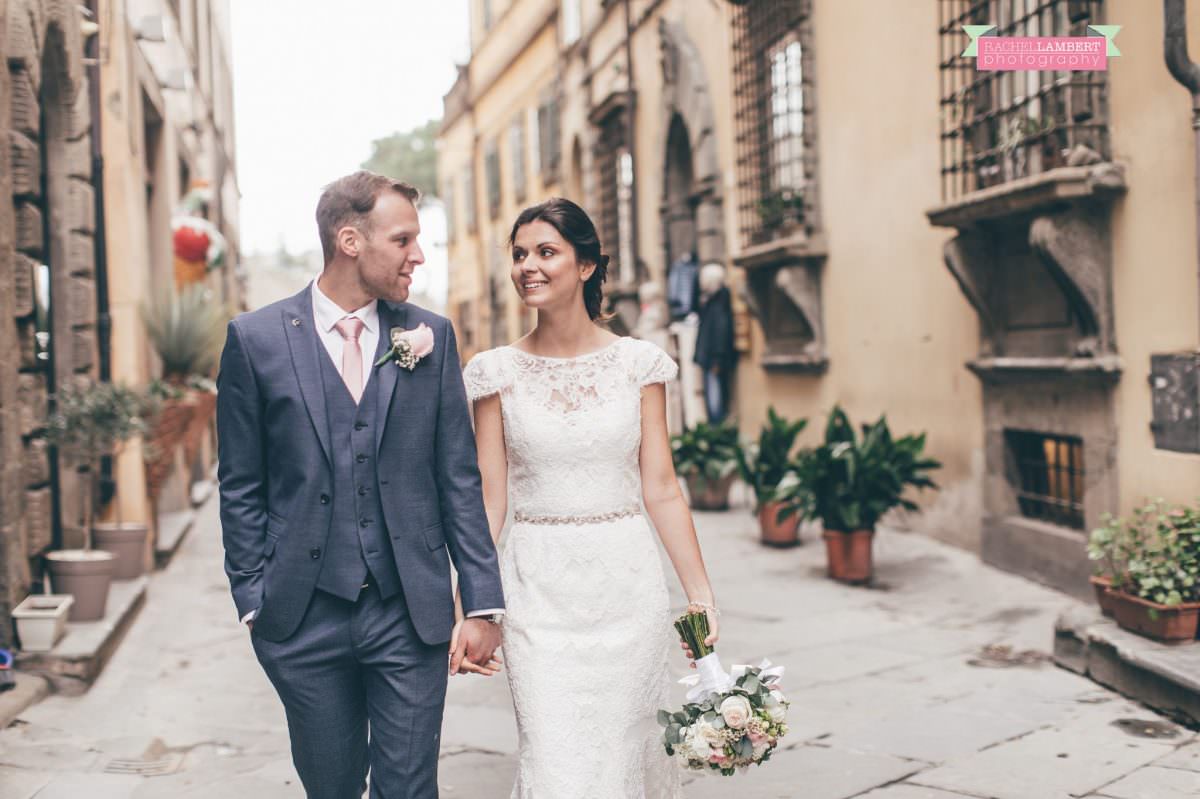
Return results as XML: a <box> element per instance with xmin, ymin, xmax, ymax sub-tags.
<box><xmin>510</xmin><ymin>220</ymin><xmax>595</xmax><ymax>314</ymax></box>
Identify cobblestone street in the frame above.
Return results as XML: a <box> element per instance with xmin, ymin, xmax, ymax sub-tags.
<box><xmin>1</xmin><ymin>493</ymin><xmax>1196</xmax><ymax>798</ymax></box>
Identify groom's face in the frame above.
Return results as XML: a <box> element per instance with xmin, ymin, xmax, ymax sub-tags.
<box><xmin>355</xmin><ymin>192</ymin><xmax>424</xmax><ymax>303</ymax></box>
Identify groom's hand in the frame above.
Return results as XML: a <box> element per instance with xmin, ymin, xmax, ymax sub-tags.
<box><xmin>449</xmin><ymin>619</ymin><xmax>503</xmax><ymax>676</ymax></box>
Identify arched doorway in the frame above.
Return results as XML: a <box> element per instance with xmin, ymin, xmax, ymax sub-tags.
<box><xmin>663</xmin><ymin>113</ymin><xmax>696</xmax><ymax>271</ymax></box>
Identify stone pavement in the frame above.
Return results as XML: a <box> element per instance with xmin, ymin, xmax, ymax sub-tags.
<box><xmin>0</xmin><ymin>493</ymin><xmax>1196</xmax><ymax>798</ymax></box>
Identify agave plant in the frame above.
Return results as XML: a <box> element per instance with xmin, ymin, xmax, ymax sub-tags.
<box><xmin>735</xmin><ymin>407</ymin><xmax>807</xmax><ymax>509</ymax></box>
<box><xmin>782</xmin><ymin>406</ymin><xmax>941</xmax><ymax>531</ymax></box>
<box><xmin>141</xmin><ymin>284</ymin><xmax>229</xmax><ymax>382</ymax></box>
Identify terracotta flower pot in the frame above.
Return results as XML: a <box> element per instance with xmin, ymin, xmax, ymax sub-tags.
<box><xmin>823</xmin><ymin>529</ymin><xmax>875</xmax><ymax>584</ymax></box>
<box><xmin>93</xmin><ymin>522</ymin><xmax>150</xmax><ymax>580</ymax></box>
<box><xmin>758</xmin><ymin>502</ymin><xmax>800</xmax><ymax>548</ymax></box>
<box><xmin>182</xmin><ymin>390</ymin><xmax>217</xmax><ymax>468</ymax></box>
<box><xmin>685</xmin><ymin>472</ymin><xmax>736</xmax><ymax>511</ymax></box>
<box><xmin>144</xmin><ymin>396</ymin><xmax>196</xmax><ymax>499</ymax></box>
<box><xmin>45</xmin><ymin>550</ymin><xmax>115</xmax><ymax>622</ymax></box>
<box><xmin>1089</xmin><ymin>575</ymin><xmax>1117</xmax><ymax>618</ymax></box>
<box><xmin>1108</xmin><ymin>590</ymin><xmax>1200</xmax><ymax>643</ymax></box>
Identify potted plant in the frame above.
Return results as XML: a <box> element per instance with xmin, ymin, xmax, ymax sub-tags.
<box><xmin>42</xmin><ymin>381</ymin><xmax>148</xmax><ymax>620</ymax></box>
<box><xmin>1086</xmin><ymin>510</ymin><xmax>1143</xmax><ymax>617</ymax></box>
<box><xmin>735</xmin><ymin>408</ymin><xmax>807</xmax><ymax>546</ymax></box>
<box><xmin>787</xmin><ymin>406</ymin><xmax>941</xmax><ymax>584</ymax></box>
<box><xmin>1093</xmin><ymin>500</ymin><xmax>1200</xmax><ymax>642</ymax></box>
<box><xmin>11</xmin><ymin>594</ymin><xmax>74</xmax><ymax>652</ymax></box>
<box><xmin>671</xmin><ymin>421</ymin><xmax>741</xmax><ymax>511</ymax></box>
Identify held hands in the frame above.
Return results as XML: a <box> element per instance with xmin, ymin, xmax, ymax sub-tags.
<box><xmin>678</xmin><ymin>602</ymin><xmax>720</xmax><ymax>669</ymax></box>
<box><xmin>449</xmin><ymin>617</ymin><xmax>504</xmax><ymax>677</ymax></box>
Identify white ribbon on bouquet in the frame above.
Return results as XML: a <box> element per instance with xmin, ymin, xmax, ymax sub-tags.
<box><xmin>679</xmin><ymin>656</ymin><xmax>786</xmax><ymax>702</ymax></box>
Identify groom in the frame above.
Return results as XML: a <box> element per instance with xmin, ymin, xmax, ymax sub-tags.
<box><xmin>217</xmin><ymin>171</ymin><xmax>505</xmax><ymax>798</ymax></box>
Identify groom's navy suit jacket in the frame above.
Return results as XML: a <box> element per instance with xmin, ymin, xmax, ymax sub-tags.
<box><xmin>217</xmin><ymin>286</ymin><xmax>504</xmax><ymax>644</ymax></box>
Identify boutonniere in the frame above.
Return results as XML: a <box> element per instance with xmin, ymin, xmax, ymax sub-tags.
<box><xmin>374</xmin><ymin>324</ymin><xmax>435</xmax><ymax>371</ymax></box>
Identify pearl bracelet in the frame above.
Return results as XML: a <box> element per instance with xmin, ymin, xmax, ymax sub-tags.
<box><xmin>687</xmin><ymin>601</ymin><xmax>720</xmax><ymax>617</ymax></box>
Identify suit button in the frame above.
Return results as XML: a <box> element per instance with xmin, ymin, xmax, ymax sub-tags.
<box><xmin>359</xmin><ymin>517</ymin><xmax>370</xmax><ymax>528</ymax></box>
<box><xmin>356</xmin><ymin>454</ymin><xmax>367</xmax><ymax>463</ymax></box>
<box><xmin>320</xmin><ymin>494</ymin><xmax>330</xmax><ymax>505</ymax></box>
<box><xmin>310</xmin><ymin>548</ymin><xmax>321</xmax><ymax>559</ymax></box>
<box><xmin>354</xmin><ymin>421</ymin><xmax>367</xmax><ymax>431</ymax></box>
<box><xmin>358</xmin><ymin>486</ymin><xmax>368</xmax><ymax>496</ymax></box>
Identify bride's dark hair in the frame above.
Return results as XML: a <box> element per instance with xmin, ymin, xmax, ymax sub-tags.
<box><xmin>508</xmin><ymin>198</ymin><xmax>612</xmax><ymax>321</ymax></box>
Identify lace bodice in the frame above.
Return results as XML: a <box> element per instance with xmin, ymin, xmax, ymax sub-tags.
<box><xmin>463</xmin><ymin>337</ymin><xmax>678</xmax><ymax>518</ymax></box>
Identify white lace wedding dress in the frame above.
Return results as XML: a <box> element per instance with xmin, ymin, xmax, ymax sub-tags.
<box><xmin>463</xmin><ymin>337</ymin><xmax>683</xmax><ymax>799</ymax></box>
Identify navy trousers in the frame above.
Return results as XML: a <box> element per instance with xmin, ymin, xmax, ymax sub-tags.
<box><xmin>252</xmin><ymin>584</ymin><xmax>448</xmax><ymax>799</ymax></box>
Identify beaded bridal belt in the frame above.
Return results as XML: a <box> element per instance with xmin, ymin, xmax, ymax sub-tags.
<box><xmin>513</xmin><ymin>507</ymin><xmax>641</xmax><ymax>526</ymax></box>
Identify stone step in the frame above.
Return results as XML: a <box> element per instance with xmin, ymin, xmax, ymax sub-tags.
<box><xmin>1054</xmin><ymin>604</ymin><xmax>1200</xmax><ymax>729</ymax></box>
<box><xmin>14</xmin><ymin>576</ymin><xmax>148</xmax><ymax>695</ymax></box>
<box><xmin>154</xmin><ymin>509</ymin><xmax>195</xmax><ymax>569</ymax></box>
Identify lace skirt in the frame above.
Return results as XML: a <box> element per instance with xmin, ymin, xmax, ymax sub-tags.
<box><xmin>500</xmin><ymin>513</ymin><xmax>682</xmax><ymax>799</ymax></box>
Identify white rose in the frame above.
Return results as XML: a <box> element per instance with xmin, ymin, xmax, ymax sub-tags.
<box><xmin>686</xmin><ymin>726</ymin><xmax>712</xmax><ymax>759</ymax></box>
<box><xmin>720</xmin><ymin>695</ymin><xmax>753</xmax><ymax>729</ymax></box>
<box><xmin>766</xmin><ymin>691</ymin><xmax>788</xmax><ymax>723</ymax></box>
<box><xmin>752</xmin><ymin>740</ymin><xmax>771</xmax><ymax>759</ymax></box>
<box><xmin>697</xmin><ymin>719</ymin><xmax>724</xmax><ymax>747</ymax></box>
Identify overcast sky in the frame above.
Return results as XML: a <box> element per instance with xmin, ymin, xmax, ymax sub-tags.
<box><xmin>231</xmin><ymin>1</ymin><xmax>469</xmax><ymax>256</ymax></box>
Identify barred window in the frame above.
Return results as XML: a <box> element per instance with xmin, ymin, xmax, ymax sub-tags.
<box><xmin>457</xmin><ymin>300</ymin><xmax>475</xmax><ymax>351</ymax></box>
<box><xmin>1006</xmin><ymin>430</ymin><xmax>1085</xmax><ymax>529</ymax></box>
<box><xmin>938</xmin><ymin>0</ymin><xmax>1109</xmax><ymax>201</ymax></box>
<box><xmin>594</xmin><ymin>108</ymin><xmax>634</xmax><ymax>285</ymax></box>
<box><xmin>485</xmin><ymin>140</ymin><xmax>501</xmax><ymax>220</ymax></box>
<box><xmin>537</xmin><ymin>95</ymin><xmax>562</xmax><ymax>182</ymax></box>
<box><xmin>731</xmin><ymin>0</ymin><xmax>818</xmax><ymax>248</ymax></box>
<box><xmin>529</xmin><ymin>107</ymin><xmax>541</xmax><ymax>178</ymax></box>
<box><xmin>464</xmin><ymin>167</ymin><xmax>477</xmax><ymax>233</ymax></box>
<box><xmin>510</xmin><ymin>117</ymin><xmax>527</xmax><ymax>204</ymax></box>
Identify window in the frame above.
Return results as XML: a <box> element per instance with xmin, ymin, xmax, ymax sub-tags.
<box><xmin>730</xmin><ymin>0</ymin><xmax>817</xmax><ymax>247</ymax></box>
<box><xmin>457</xmin><ymin>300</ymin><xmax>475</xmax><ymax>351</ymax></box>
<box><xmin>537</xmin><ymin>94</ymin><xmax>561</xmax><ymax>182</ymax></box>
<box><xmin>443</xmin><ymin>179</ymin><xmax>456</xmax><ymax>243</ymax></box>
<box><xmin>482</xmin><ymin>0</ymin><xmax>493</xmax><ymax>32</ymax></box>
<box><xmin>485</xmin><ymin>140</ymin><xmax>501</xmax><ymax>220</ymax></box>
<box><xmin>510</xmin><ymin>117</ymin><xmax>527</xmax><ymax>204</ymax></box>
<box><xmin>594</xmin><ymin>108</ymin><xmax>630</xmax><ymax>284</ymax></box>
<box><xmin>528</xmin><ymin>107</ymin><xmax>540</xmax><ymax>178</ymax></box>
<box><xmin>464</xmin><ymin>167</ymin><xmax>478</xmax><ymax>233</ymax></box>
<box><xmin>938</xmin><ymin>0</ymin><xmax>1109</xmax><ymax>200</ymax></box>
<box><xmin>1006</xmin><ymin>430</ymin><xmax>1085</xmax><ymax>529</ymax></box>
<box><xmin>561</xmin><ymin>0</ymin><xmax>582</xmax><ymax>46</ymax></box>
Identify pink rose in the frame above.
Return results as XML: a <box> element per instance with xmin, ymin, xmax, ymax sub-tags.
<box><xmin>749</xmin><ymin>729</ymin><xmax>768</xmax><ymax>745</ymax></box>
<box><xmin>396</xmin><ymin>323</ymin><xmax>435</xmax><ymax>359</ymax></box>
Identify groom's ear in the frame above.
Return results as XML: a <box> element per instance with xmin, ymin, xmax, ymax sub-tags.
<box><xmin>337</xmin><ymin>226</ymin><xmax>360</xmax><ymax>258</ymax></box>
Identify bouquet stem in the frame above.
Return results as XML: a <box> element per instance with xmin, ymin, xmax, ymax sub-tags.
<box><xmin>674</xmin><ymin>610</ymin><xmax>714</xmax><ymax>659</ymax></box>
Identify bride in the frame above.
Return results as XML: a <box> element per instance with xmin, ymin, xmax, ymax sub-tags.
<box><xmin>457</xmin><ymin>197</ymin><xmax>720</xmax><ymax>797</ymax></box>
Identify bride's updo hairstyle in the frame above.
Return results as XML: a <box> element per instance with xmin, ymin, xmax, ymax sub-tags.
<box><xmin>509</xmin><ymin>198</ymin><xmax>612</xmax><ymax>321</ymax></box>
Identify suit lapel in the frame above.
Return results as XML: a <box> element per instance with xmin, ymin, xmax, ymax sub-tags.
<box><xmin>283</xmin><ymin>286</ymin><xmax>333</xmax><ymax>467</ymax></box>
<box><xmin>374</xmin><ymin>301</ymin><xmax>409</xmax><ymax>455</ymax></box>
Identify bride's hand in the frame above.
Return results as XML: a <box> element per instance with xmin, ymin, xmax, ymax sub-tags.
<box><xmin>449</xmin><ymin>618</ymin><xmax>504</xmax><ymax>676</ymax></box>
<box><xmin>679</xmin><ymin>603</ymin><xmax>720</xmax><ymax>668</ymax></box>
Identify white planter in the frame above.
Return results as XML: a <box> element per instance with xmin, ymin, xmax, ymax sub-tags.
<box><xmin>12</xmin><ymin>594</ymin><xmax>74</xmax><ymax>652</ymax></box>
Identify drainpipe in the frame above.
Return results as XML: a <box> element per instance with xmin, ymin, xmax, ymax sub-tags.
<box><xmin>1164</xmin><ymin>0</ymin><xmax>1200</xmax><ymax>344</ymax></box>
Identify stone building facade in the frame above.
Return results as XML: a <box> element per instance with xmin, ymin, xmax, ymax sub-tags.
<box><xmin>440</xmin><ymin>0</ymin><xmax>1200</xmax><ymax>600</ymax></box>
<box><xmin>0</xmin><ymin>0</ymin><xmax>101</xmax><ymax>637</ymax></box>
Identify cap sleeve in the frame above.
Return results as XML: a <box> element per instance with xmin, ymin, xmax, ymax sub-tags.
<box><xmin>462</xmin><ymin>349</ymin><xmax>508</xmax><ymax>401</ymax></box>
<box><xmin>631</xmin><ymin>339</ymin><xmax>679</xmax><ymax>388</ymax></box>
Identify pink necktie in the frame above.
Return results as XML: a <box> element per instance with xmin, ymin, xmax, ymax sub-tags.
<box><xmin>334</xmin><ymin>317</ymin><xmax>365</xmax><ymax>403</ymax></box>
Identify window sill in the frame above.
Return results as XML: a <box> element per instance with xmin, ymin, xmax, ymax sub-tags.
<box><xmin>926</xmin><ymin>163</ymin><xmax>1126</xmax><ymax>230</ymax></box>
<box><xmin>733</xmin><ymin>231</ymin><xmax>827</xmax><ymax>271</ymax></box>
<box><xmin>966</xmin><ymin>355</ymin><xmax>1123</xmax><ymax>385</ymax></box>
<box><xmin>760</xmin><ymin>351</ymin><xmax>828</xmax><ymax>374</ymax></box>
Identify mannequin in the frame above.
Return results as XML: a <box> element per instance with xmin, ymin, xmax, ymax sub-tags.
<box><xmin>693</xmin><ymin>262</ymin><xmax>736</xmax><ymax>423</ymax></box>
<box><xmin>666</xmin><ymin>251</ymin><xmax>700</xmax><ymax>321</ymax></box>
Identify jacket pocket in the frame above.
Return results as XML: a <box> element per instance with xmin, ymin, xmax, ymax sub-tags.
<box><xmin>422</xmin><ymin>522</ymin><xmax>446</xmax><ymax>551</ymax></box>
<box><xmin>264</xmin><ymin>533</ymin><xmax>278</xmax><ymax>559</ymax></box>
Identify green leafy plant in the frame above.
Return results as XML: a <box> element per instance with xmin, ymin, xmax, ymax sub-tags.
<box><xmin>1091</xmin><ymin>500</ymin><xmax>1200</xmax><ymax>606</ymax></box>
<box><xmin>783</xmin><ymin>405</ymin><xmax>941</xmax><ymax>531</ymax></box>
<box><xmin>43</xmin><ymin>382</ymin><xmax>151</xmax><ymax>548</ymax></box>
<box><xmin>141</xmin><ymin>284</ymin><xmax>229</xmax><ymax>382</ymax></box>
<box><xmin>672</xmin><ymin>421</ymin><xmax>741</xmax><ymax>488</ymax></box>
<box><xmin>755</xmin><ymin>188</ymin><xmax>805</xmax><ymax>229</ymax></box>
<box><xmin>735</xmin><ymin>408</ymin><xmax>806</xmax><ymax>509</ymax></box>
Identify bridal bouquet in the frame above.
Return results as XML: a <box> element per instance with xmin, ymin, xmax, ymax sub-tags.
<box><xmin>658</xmin><ymin>611</ymin><xmax>790</xmax><ymax>776</ymax></box>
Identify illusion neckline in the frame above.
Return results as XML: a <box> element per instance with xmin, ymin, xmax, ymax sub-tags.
<box><xmin>504</xmin><ymin>337</ymin><xmax>626</xmax><ymax>362</ymax></box>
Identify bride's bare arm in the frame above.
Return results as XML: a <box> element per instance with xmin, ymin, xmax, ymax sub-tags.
<box><xmin>638</xmin><ymin>383</ymin><xmax>718</xmax><ymax>647</ymax></box>
<box><xmin>473</xmin><ymin>394</ymin><xmax>509</xmax><ymax>546</ymax></box>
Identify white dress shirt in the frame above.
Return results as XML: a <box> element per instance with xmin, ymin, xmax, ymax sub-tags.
<box><xmin>243</xmin><ymin>281</ymin><xmax>502</xmax><ymax>625</ymax></box>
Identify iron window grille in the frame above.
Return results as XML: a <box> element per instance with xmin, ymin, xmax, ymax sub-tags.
<box><xmin>537</xmin><ymin>94</ymin><xmax>562</xmax><ymax>182</ymax></box>
<box><xmin>938</xmin><ymin>0</ymin><xmax>1109</xmax><ymax>202</ymax></box>
<box><xmin>730</xmin><ymin>0</ymin><xmax>818</xmax><ymax>248</ymax></box>
<box><xmin>485</xmin><ymin>140</ymin><xmax>501</xmax><ymax>220</ymax></box>
<box><xmin>1006</xmin><ymin>429</ymin><xmax>1085</xmax><ymax>529</ymax></box>
<box><xmin>594</xmin><ymin>108</ymin><xmax>628</xmax><ymax>283</ymax></box>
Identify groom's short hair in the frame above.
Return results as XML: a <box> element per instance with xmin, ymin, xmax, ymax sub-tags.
<box><xmin>317</xmin><ymin>171</ymin><xmax>420</xmax><ymax>264</ymax></box>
